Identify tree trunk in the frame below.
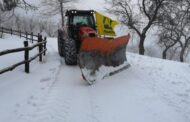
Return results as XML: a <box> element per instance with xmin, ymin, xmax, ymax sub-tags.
<box><xmin>179</xmin><ymin>39</ymin><xmax>189</xmax><ymax>62</ymax></box>
<box><xmin>180</xmin><ymin>48</ymin><xmax>185</xmax><ymax>62</ymax></box>
<box><xmin>180</xmin><ymin>42</ymin><xmax>188</xmax><ymax>62</ymax></box>
<box><xmin>139</xmin><ymin>34</ymin><xmax>146</xmax><ymax>55</ymax></box>
<box><xmin>162</xmin><ymin>46</ymin><xmax>174</xmax><ymax>59</ymax></box>
<box><xmin>60</xmin><ymin>2</ymin><xmax>64</xmax><ymax>27</ymax></box>
<box><xmin>0</xmin><ymin>32</ymin><xmax>3</xmax><ymax>38</ymax></box>
<box><xmin>162</xmin><ymin>49</ymin><xmax>167</xmax><ymax>59</ymax></box>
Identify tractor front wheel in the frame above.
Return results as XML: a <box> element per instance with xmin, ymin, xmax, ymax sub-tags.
<box><xmin>64</xmin><ymin>38</ymin><xmax>77</xmax><ymax>65</ymax></box>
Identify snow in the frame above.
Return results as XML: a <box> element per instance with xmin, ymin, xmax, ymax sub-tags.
<box><xmin>81</xmin><ymin>61</ymin><xmax>130</xmax><ymax>84</ymax></box>
<box><xmin>0</xmin><ymin>34</ymin><xmax>38</xmax><ymax>69</ymax></box>
<box><xmin>0</xmin><ymin>0</ymin><xmax>190</xmax><ymax>121</ymax></box>
<box><xmin>0</xmin><ymin>34</ymin><xmax>190</xmax><ymax>122</ymax></box>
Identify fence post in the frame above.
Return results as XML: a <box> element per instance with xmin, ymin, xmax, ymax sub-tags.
<box><xmin>38</xmin><ymin>34</ymin><xmax>43</xmax><ymax>62</ymax></box>
<box><xmin>38</xmin><ymin>33</ymin><xmax>40</xmax><ymax>39</ymax></box>
<box><xmin>24</xmin><ymin>41</ymin><xmax>29</xmax><ymax>73</ymax></box>
<box><xmin>43</xmin><ymin>37</ymin><xmax>47</xmax><ymax>56</ymax></box>
<box><xmin>11</xmin><ymin>28</ymin><xmax>12</xmax><ymax>35</ymax></box>
<box><xmin>26</xmin><ymin>32</ymin><xmax>28</xmax><ymax>41</ymax></box>
<box><xmin>31</xmin><ymin>32</ymin><xmax>33</xmax><ymax>43</ymax></box>
<box><xmin>2</xmin><ymin>27</ymin><xmax>4</xmax><ymax>34</ymax></box>
<box><xmin>20</xmin><ymin>30</ymin><xmax>21</xmax><ymax>38</ymax></box>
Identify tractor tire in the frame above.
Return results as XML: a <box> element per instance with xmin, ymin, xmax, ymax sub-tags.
<box><xmin>64</xmin><ymin>38</ymin><xmax>77</xmax><ymax>65</ymax></box>
<box><xmin>58</xmin><ymin>29</ymin><xmax>64</xmax><ymax>57</ymax></box>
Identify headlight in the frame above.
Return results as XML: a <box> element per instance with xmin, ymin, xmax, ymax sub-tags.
<box><xmin>82</xmin><ymin>33</ymin><xmax>88</xmax><ymax>38</ymax></box>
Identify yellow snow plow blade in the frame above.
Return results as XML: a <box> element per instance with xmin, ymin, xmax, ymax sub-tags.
<box><xmin>78</xmin><ymin>34</ymin><xmax>131</xmax><ymax>84</ymax></box>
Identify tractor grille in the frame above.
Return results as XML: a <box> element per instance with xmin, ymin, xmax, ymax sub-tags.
<box><xmin>89</xmin><ymin>33</ymin><xmax>96</xmax><ymax>37</ymax></box>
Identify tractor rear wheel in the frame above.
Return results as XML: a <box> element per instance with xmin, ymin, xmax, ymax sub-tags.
<box><xmin>58</xmin><ymin>29</ymin><xmax>64</xmax><ymax>57</ymax></box>
<box><xmin>64</xmin><ymin>38</ymin><xmax>77</xmax><ymax>65</ymax></box>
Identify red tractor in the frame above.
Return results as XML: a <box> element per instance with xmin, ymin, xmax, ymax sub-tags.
<box><xmin>58</xmin><ymin>10</ymin><xmax>97</xmax><ymax>65</ymax></box>
<box><xmin>58</xmin><ymin>10</ymin><xmax>130</xmax><ymax>84</ymax></box>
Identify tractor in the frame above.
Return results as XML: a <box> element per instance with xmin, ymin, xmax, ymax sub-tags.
<box><xmin>58</xmin><ymin>10</ymin><xmax>97</xmax><ymax>65</ymax></box>
<box><xmin>57</xmin><ymin>9</ymin><xmax>130</xmax><ymax>84</ymax></box>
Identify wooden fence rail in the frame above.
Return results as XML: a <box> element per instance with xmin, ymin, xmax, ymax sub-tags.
<box><xmin>0</xmin><ymin>27</ymin><xmax>47</xmax><ymax>75</ymax></box>
<box><xmin>0</xmin><ymin>27</ymin><xmax>39</xmax><ymax>42</ymax></box>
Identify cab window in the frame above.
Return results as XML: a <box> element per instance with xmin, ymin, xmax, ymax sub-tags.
<box><xmin>73</xmin><ymin>15</ymin><xmax>94</xmax><ymax>27</ymax></box>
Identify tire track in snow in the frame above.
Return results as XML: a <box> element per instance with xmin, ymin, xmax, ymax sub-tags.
<box><xmin>12</xmin><ymin>62</ymin><xmax>62</xmax><ymax>122</ymax></box>
<box><xmin>1</xmin><ymin>37</ymin><xmax>104</xmax><ymax>122</ymax></box>
<box><xmin>17</xmin><ymin>39</ymin><xmax>104</xmax><ymax>122</ymax></box>
<box><xmin>28</xmin><ymin>62</ymin><xmax>104</xmax><ymax>122</ymax></box>
<box><xmin>57</xmin><ymin>65</ymin><xmax>103</xmax><ymax>122</ymax></box>
<box><xmin>31</xmin><ymin>64</ymin><xmax>73</xmax><ymax>122</ymax></box>
<box><xmin>87</xmin><ymin>85</ymin><xmax>103</xmax><ymax>122</ymax></box>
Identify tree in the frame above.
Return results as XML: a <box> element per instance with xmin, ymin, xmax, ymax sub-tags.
<box><xmin>0</xmin><ymin>0</ymin><xmax>16</xmax><ymax>26</ymax></box>
<box><xmin>40</xmin><ymin>0</ymin><xmax>77</xmax><ymax>27</ymax></box>
<box><xmin>158</xmin><ymin>0</ymin><xmax>190</xmax><ymax>62</ymax></box>
<box><xmin>0</xmin><ymin>0</ymin><xmax>37</xmax><ymax>27</ymax></box>
<box><xmin>0</xmin><ymin>0</ymin><xmax>36</xmax><ymax>11</ymax></box>
<box><xmin>106</xmin><ymin>0</ymin><xmax>177</xmax><ymax>55</ymax></box>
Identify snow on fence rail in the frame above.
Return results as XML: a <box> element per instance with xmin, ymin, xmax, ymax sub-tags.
<box><xmin>0</xmin><ymin>27</ymin><xmax>47</xmax><ymax>75</ymax></box>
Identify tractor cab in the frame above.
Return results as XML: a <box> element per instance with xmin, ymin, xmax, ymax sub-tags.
<box><xmin>65</xmin><ymin>10</ymin><xmax>96</xmax><ymax>40</ymax></box>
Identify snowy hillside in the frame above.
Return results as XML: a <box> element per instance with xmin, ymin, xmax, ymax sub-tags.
<box><xmin>0</xmin><ymin>35</ymin><xmax>190</xmax><ymax>122</ymax></box>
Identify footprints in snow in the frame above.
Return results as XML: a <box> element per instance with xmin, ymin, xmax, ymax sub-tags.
<box><xmin>27</xmin><ymin>95</ymin><xmax>38</xmax><ymax>107</ymax></box>
<box><xmin>40</xmin><ymin>77</ymin><xmax>51</xmax><ymax>83</ymax></box>
<box><xmin>39</xmin><ymin>67</ymin><xmax>57</xmax><ymax>90</ymax></box>
<box><xmin>13</xmin><ymin>67</ymin><xmax>60</xmax><ymax>121</ymax></box>
<box><xmin>34</xmin><ymin>78</ymin><xmax>72</xmax><ymax>122</ymax></box>
<box><xmin>40</xmin><ymin>68</ymin><xmax>57</xmax><ymax>82</ymax></box>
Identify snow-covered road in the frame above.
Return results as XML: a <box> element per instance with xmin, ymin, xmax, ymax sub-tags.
<box><xmin>0</xmin><ymin>37</ymin><xmax>190</xmax><ymax>122</ymax></box>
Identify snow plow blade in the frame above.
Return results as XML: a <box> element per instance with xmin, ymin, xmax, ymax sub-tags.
<box><xmin>78</xmin><ymin>34</ymin><xmax>130</xmax><ymax>84</ymax></box>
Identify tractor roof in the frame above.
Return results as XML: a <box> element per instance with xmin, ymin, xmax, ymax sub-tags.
<box><xmin>66</xmin><ymin>10</ymin><xmax>94</xmax><ymax>16</ymax></box>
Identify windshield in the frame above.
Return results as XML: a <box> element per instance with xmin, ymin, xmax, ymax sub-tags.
<box><xmin>73</xmin><ymin>15</ymin><xmax>94</xmax><ymax>27</ymax></box>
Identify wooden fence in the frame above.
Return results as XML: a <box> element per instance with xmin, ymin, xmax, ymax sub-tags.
<box><xmin>0</xmin><ymin>27</ymin><xmax>40</xmax><ymax>43</ymax></box>
<box><xmin>0</xmin><ymin>27</ymin><xmax>47</xmax><ymax>75</ymax></box>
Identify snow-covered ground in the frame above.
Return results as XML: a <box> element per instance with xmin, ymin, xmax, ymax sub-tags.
<box><xmin>0</xmin><ymin>34</ymin><xmax>190</xmax><ymax>122</ymax></box>
<box><xmin>0</xmin><ymin>34</ymin><xmax>38</xmax><ymax>69</ymax></box>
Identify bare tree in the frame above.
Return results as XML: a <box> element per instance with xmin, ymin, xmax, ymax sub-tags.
<box><xmin>0</xmin><ymin>0</ymin><xmax>17</xmax><ymax>26</ymax></box>
<box><xmin>0</xmin><ymin>10</ymin><xmax>13</xmax><ymax>25</ymax></box>
<box><xmin>15</xmin><ymin>15</ymin><xmax>21</xmax><ymax>30</ymax></box>
<box><xmin>44</xmin><ymin>20</ymin><xmax>57</xmax><ymax>37</ymax></box>
<box><xmin>28</xmin><ymin>17</ymin><xmax>36</xmax><ymax>32</ymax></box>
<box><xmin>0</xmin><ymin>0</ymin><xmax>37</xmax><ymax>28</ymax></box>
<box><xmin>0</xmin><ymin>0</ymin><xmax>36</xmax><ymax>11</ymax></box>
<box><xmin>0</xmin><ymin>0</ymin><xmax>17</xmax><ymax>11</ymax></box>
<box><xmin>0</xmin><ymin>9</ymin><xmax>14</xmax><ymax>38</ymax></box>
<box><xmin>40</xmin><ymin>0</ymin><xmax>77</xmax><ymax>27</ymax></box>
<box><xmin>106</xmin><ymin>0</ymin><xmax>178</xmax><ymax>55</ymax></box>
<box><xmin>158</xmin><ymin>0</ymin><xmax>190</xmax><ymax>62</ymax></box>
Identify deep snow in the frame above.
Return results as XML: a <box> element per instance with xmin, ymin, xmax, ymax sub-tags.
<box><xmin>0</xmin><ymin>35</ymin><xmax>190</xmax><ymax>122</ymax></box>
